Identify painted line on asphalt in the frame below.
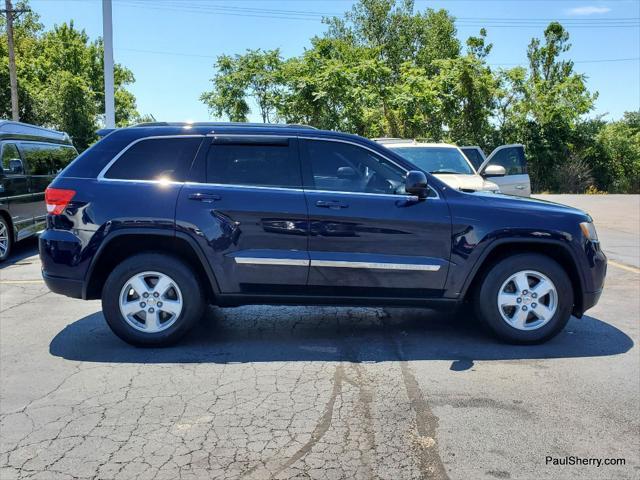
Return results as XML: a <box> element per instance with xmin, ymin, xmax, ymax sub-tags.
<box><xmin>608</xmin><ymin>260</ymin><xmax>640</xmax><ymax>274</ymax></box>
<box><xmin>0</xmin><ymin>280</ymin><xmax>45</xmax><ymax>284</ymax></box>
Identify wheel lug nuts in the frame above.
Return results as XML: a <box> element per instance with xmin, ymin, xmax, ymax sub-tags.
<box><xmin>517</xmin><ymin>298</ymin><xmax>522</xmax><ymax>303</ymax></box>
<box><xmin>148</xmin><ymin>307</ymin><xmax>154</xmax><ymax>313</ymax></box>
<box><xmin>522</xmin><ymin>306</ymin><xmax>528</xmax><ymax>311</ymax></box>
<box><xmin>532</xmin><ymin>293</ymin><xmax>537</xmax><ymax>298</ymax></box>
<box><xmin>522</xmin><ymin>290</ymin><xmax>528</xmax><ymax>295</ymax></box>
<box><xmin>153</xmin><ymin>292</ymin><xmax>159</xmax><ymax>298</ymax></box>
<box><xmin>157</xmin><ymin>302</ymin><xmax>163</xmax><ymax>307</ymax></box>
<box><xmin>532</xmin><ymin>303</ymin><xmax>537</xmax><ymax>308</ymax></box>
<box><xmin>140</xmin><ymin>302</ymin><xmax>146</xmax><ymax>308</ymax></box>
<box><xmin>143</xmin><ymin>292</ymin><xmax>149</xmax><ymax>298</ymax></box>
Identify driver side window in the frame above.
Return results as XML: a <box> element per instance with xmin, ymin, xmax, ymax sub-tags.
<box><xmin>302</xmin><ymin>139</ymin><xmax>405</xmax><ymax>194</ymax></box>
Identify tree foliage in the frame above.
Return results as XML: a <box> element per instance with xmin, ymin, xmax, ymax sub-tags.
<box><xmin>1</xmin><ymin>1</ymin><xmax>142</xmax><ymax>150</ymax></box>
<box><xmin>202</xmin><ymin>0</ymin><xmax>637</xmax><ymax>192</ymax></box>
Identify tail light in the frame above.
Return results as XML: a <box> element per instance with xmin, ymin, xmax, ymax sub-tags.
<box><xmin>45</xmin><ymin>187</ymin><xmax>76</xmax><ymax>215</ymax></box>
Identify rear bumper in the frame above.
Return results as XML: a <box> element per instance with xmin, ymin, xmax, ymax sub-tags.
<box><xmin>42</xmin><ymin>271</ymin><xmax>84</xmax><ymax>299</ymax></box>
<box><xmin>39</xmin><ymin>228</ymin><xmax>88</xmax><ymax>299</ymax></box>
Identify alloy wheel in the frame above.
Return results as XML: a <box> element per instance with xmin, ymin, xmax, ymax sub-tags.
<box><xmin>118</xmin><ymin>271</ymin><xmax>183</xmax><ymax>333</ymax></box>
<box><xmin>497</xmin><ymin>270</ymin><xmax>558</xmax><ymax>331</ymax></box>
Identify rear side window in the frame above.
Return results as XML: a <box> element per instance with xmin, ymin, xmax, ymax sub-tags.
<box><xmin>206</xmin><ymin>142</ymin><xmax>300</xmax><ymax>188</ymax></box>
<box><xmin>18</xmin><ymin>142</ymin><xmax>78</xmax><ymax>175</ymax></box>
<box><xmin>487</xmin><ymin>146</ymin><xmax>527</xmax><ymax>175</ymax></box>
<box><xmin>104</xmin><ymin>137</ymin><xmax>201</xmax><ymax>181</ymax></box>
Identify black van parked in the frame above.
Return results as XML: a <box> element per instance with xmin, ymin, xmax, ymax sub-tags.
<box><xmin>0</xmin><ymin>121</ymin><xmax>78</xmax><ymax>261</ymax></box>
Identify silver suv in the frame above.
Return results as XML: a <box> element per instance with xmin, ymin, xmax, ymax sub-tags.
<box><xmin>460</xmin><ymin>144</ymin><xmax>531</xmax><ymax>197</ymax></box>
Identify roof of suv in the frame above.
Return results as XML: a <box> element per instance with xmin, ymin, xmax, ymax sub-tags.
<box><xmin>61</xmin><ymin>122</ymin><xmax>429</xmax><ymax>181</ymax></box>
<box><xmin>98</xmin><ymin>122</ymin><xmax>382</xmax><ymax>145</ymax></box>
<box><xmin>0</xmin><ymin>120</ymin><xmax>73</xmax><ymax>145</ymax></box>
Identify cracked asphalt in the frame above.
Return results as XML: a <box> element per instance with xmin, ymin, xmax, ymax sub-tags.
<box><xmin>1</xmin><ymin>195</ymin><xmax>639</xmax><ymax>480</ymax></box>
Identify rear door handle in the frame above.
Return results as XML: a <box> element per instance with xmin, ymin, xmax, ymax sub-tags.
<box><xmin>316</xmin><ymin>200</ymin><xmax>348</xmax><ymax>209</ymax></box>
<box><xmin>515</xmin><ymin>185</ymin><xmax>526</xmax><ymax>190</ymax></box>
<box><xmin>188</xmin><ymin>193</ymin><xmax>221</xmax><ymax>203</ymax></box>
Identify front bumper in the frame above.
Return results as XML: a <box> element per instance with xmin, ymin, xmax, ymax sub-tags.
<box><xmin>42</xmin><ymin>271</ymin><xmax>84</xmax><ymax>299</ymax></box>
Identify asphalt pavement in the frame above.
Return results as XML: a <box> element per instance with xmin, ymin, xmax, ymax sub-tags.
<box><xmin>1</xmin><ymin>195</ymin><xmax>638</xmax><ymax>480</ymax></box>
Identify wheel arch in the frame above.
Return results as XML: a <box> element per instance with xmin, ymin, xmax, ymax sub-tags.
<box><xmin>462</xmin><ymin>239</ymin><xmax>585</xmax><ymax>316</ymax></box>
<box><xmin>84</xmin><ymin>229</ymin><xmax>220</xmax><ymax>302</ymax></box>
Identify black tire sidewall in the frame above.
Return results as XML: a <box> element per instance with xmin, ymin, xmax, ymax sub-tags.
<box><xmin>476</xmin><ymin>254</ymin><xmax>573</xmax><ymax>344</ymax></box>
<box><xmin>0</xmin><ymin>216</ymin><xmax>12</xmax><ymax>262</ymax></box>
<box><xmin>102</xmin><ymin>253</ymin><xmax>205</xmax><ymax>347</ymax></box>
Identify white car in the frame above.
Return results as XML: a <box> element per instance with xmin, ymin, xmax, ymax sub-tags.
<box><xmin>460</xmin><ymin>144</ymin><xmax>531</xmax><ymax>197</ymax></box>
<box><xmin>374</xmin><ymin>139</ymin><xmax>503</xmax><ymax>194</ymax></box>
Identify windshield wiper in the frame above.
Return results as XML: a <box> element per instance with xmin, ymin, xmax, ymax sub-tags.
<box><xmin>429</xmin><ymin>169</ymin><xmax>460</xmax><ymax>174</ymax></box>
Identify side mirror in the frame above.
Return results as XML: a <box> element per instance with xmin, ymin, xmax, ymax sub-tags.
<box><xmin>483</xmin><ymin>164</ymin><xmax>506</xmax><ymax>177</ymax></box>
<box><xmin>337</xmin><ymin>166</ymin><xmax>357</xmax><ymax>179</ymax></box>
<box><xmin>405</xmin><ymin>170</ymin><xmax>428</xmax><ymax>199</ymax></box>
<box><xmin>9</xmin><ymin>158</ymin><xmax>24</xmax><ymax>175</ymax></box>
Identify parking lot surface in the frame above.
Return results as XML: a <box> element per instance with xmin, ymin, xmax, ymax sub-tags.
<box><xmin>1</xmin><ymin>195</ymin><xmax>639</xmax><ymax>480</ymax></box>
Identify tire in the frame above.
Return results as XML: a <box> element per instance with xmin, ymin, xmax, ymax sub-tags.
<box><xmin>0</xmin><ymin>216</ymin><xmax>13</xmax><ymax>262</ymax></box>
<box><xmin>102</xmin><ymin>253</ymin><xmax>205</xmax><ymax>347</ymax></box>
<box><xmin>474</xmin><ymin>253</ymin><xmax>573</xmax><ymax>344</ymax></box>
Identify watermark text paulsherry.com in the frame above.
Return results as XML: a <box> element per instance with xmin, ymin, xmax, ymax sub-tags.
<box><xmin>545</xmin><ymin>456</ymin><xmax>626</xmax><ymax>467</ymax></box>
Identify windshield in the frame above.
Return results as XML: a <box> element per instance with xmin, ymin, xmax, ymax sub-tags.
<box><xmin>390</xmin><ymin>147</ymin><xmax>475</xmax><ymax>175</ymax></box>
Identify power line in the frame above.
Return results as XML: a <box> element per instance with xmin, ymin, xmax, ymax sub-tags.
<box><xmin>116</xmin><ymin>46</ymin><xmax>640</xmax><ymax>67</ymax></box>
<box><xmin>116</xmin><ymin>0</ymin><xmax>640</xmax><ymax>27</ymax></box>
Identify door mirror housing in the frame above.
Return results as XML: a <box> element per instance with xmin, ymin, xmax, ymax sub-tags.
<box><xmin>482</xmin><ymin>164</ymin><xmax>506</xmax><ymax>177</ymax></box>
<box><xmin>405</xmin><ymin>170</ymin><xmax>428</xmax><ymax>199</ymax></box>
<box><xmin>336</xmin><ymin>166</ymin><xmax>358</xmax><ymax>179</ymax></box>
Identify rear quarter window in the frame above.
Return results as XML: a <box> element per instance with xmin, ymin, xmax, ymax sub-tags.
<box><xmin>18</xmin><ymin>142</ymin><xmax>78</xmax><ymax>175</ymax></box>
<box><xmin>104</xmin><ymin>137</ymin><xmax>202</xmax><ymax>181</ymax></box>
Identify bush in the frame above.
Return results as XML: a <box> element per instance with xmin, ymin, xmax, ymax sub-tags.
<box><xmin>553</xmin><ymin>155</ymin><xmax>594</xmax><ymax>193</ymax></box>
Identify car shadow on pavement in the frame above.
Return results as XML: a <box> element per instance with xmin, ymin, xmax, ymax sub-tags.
<box><xmin>0</xmin><ymin>237</ymin><xmax>39</xmax><ymax>269</ymax></box>
<box><xmin>49</xmin><ymin>306</ymin><xmax>633</xmax><ymax>366</ymax></box>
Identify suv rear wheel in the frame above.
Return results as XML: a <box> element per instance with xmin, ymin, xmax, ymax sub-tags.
<box><xmin>0</xmin><ymin>216</ymin><xmax>12</xmax><ymax>262</ymax></box>
<box><xmin>475</xmin><ymin>253</ymin><xmax>573</xmax><ymax>344</ymax></box>
<box><xmin>102</xmin><ymin>253</ymin><xmax>205</xmax><ymax>346</ymax></box>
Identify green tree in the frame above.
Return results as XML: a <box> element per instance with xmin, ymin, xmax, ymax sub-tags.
<box><xmin>494</xmin><ymin>23</ymin><xmax>597</xmax><ymax>190</ymax></box>
<box><xmin>1</xmin><ymin>1</ymin><xmax>142</xmax><ymax>150</ymax></box>
<box><xmin>201</xmin><ymin>49</ymin><xmax>284</xmax><ymax>123</ymax></box>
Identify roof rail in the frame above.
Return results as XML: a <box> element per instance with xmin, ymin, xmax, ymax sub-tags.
<box><xmin>0</xmin><ymin>120</ymin><xmax>72</xmax><ymax>144</ymax></box>
<box><xmin>131</xmin><ymin>121</ymin><xmax>317</xmax><ymax>130</ymax></box>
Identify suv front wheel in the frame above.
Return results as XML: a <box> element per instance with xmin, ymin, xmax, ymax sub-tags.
<box><xmin>102</xmin><ymin>253</ymin><xmax>205</xmax><ymax>347</ymax></box>
<box><xmin>475</xmin><ymin>253</ymin><xmax>573</xmax><ymax>344</ymax></box>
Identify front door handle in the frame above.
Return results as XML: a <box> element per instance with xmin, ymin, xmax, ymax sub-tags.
<box><xmin>316</xmin><ymin>200</ymin><xmax>348</xmax><ymax>209</ymax></box>
<box><xmin>188</xmin><ymin>192</ymin><xmax>221</xmax><ymax>203</ymax></box>
<box><xmin>515</xmin><ymin>185</ymin><xmax>525</xmax><ymax>190</ymax></box>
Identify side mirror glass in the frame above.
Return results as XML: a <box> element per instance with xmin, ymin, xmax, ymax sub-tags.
<box><xmin>336</xmin><ymin>166</ymin><xmax>357</xmax><ymax>179</ymax></box>
<box><xmin>483</xmin><ymin>164</ymin><xmax>506</xmax><ymax>177</ymax></box>
<box><xmin>405</xmin><ymin>170</ymin><xmax>428</xmax><ymax>199</ymax></box>
<box><xmin>9</xmin><ymin>158</ymin><xmax>24</xmax><ymax>175</ymax></box>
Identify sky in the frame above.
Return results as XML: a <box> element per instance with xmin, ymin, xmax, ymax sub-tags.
<box><xmin>29</xmin><ymin>0</ymin><xmax>640</xmax><ymax>123</ymax></box>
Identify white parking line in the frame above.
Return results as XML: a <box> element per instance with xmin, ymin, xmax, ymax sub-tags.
<box><xmin>0</xmin><ymin>280</ymin><xmax>44</xmax><ymax>284</ymax></box>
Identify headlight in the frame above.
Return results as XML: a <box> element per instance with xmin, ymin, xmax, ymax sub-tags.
<box><xmin>580</xmin><ymin>222</ymin><xmax>599</xmax><ymax>242</ymax></box>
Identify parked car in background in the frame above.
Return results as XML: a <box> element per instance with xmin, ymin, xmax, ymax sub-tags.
<box><xmin>0</xmin><ymin>121</ymin><xmax>78</xmax><ymax>261</ymax></box>
<box><xmin>40</xmin><ymin>123</ymin><xmax>605</xmax><ymax>347</ymax></box>
<box><xmin>460</xmin><ymin>144</ymin><xmax>531</xmax><ymax>197</ymax></box>
<box><xmin>374</xmin><ymin>139</ymin><xmax>502</xmax><ymax>194</ymax></box>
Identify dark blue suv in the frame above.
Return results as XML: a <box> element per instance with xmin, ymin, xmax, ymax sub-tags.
<box><xmin>39</xmin><ymin>123</ymin><xmax>606</xmax><ymax>346</ymax></box>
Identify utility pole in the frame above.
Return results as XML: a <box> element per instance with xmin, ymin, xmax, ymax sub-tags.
<box><xmin>2</xmin><ymin>0</ymin><xmax>29</xmax><ymax>121</ymax></box>
<box><xmin>102</xmin><ymin>0</ymin><xmax>115</xmax><ymax>128</ymax></box>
